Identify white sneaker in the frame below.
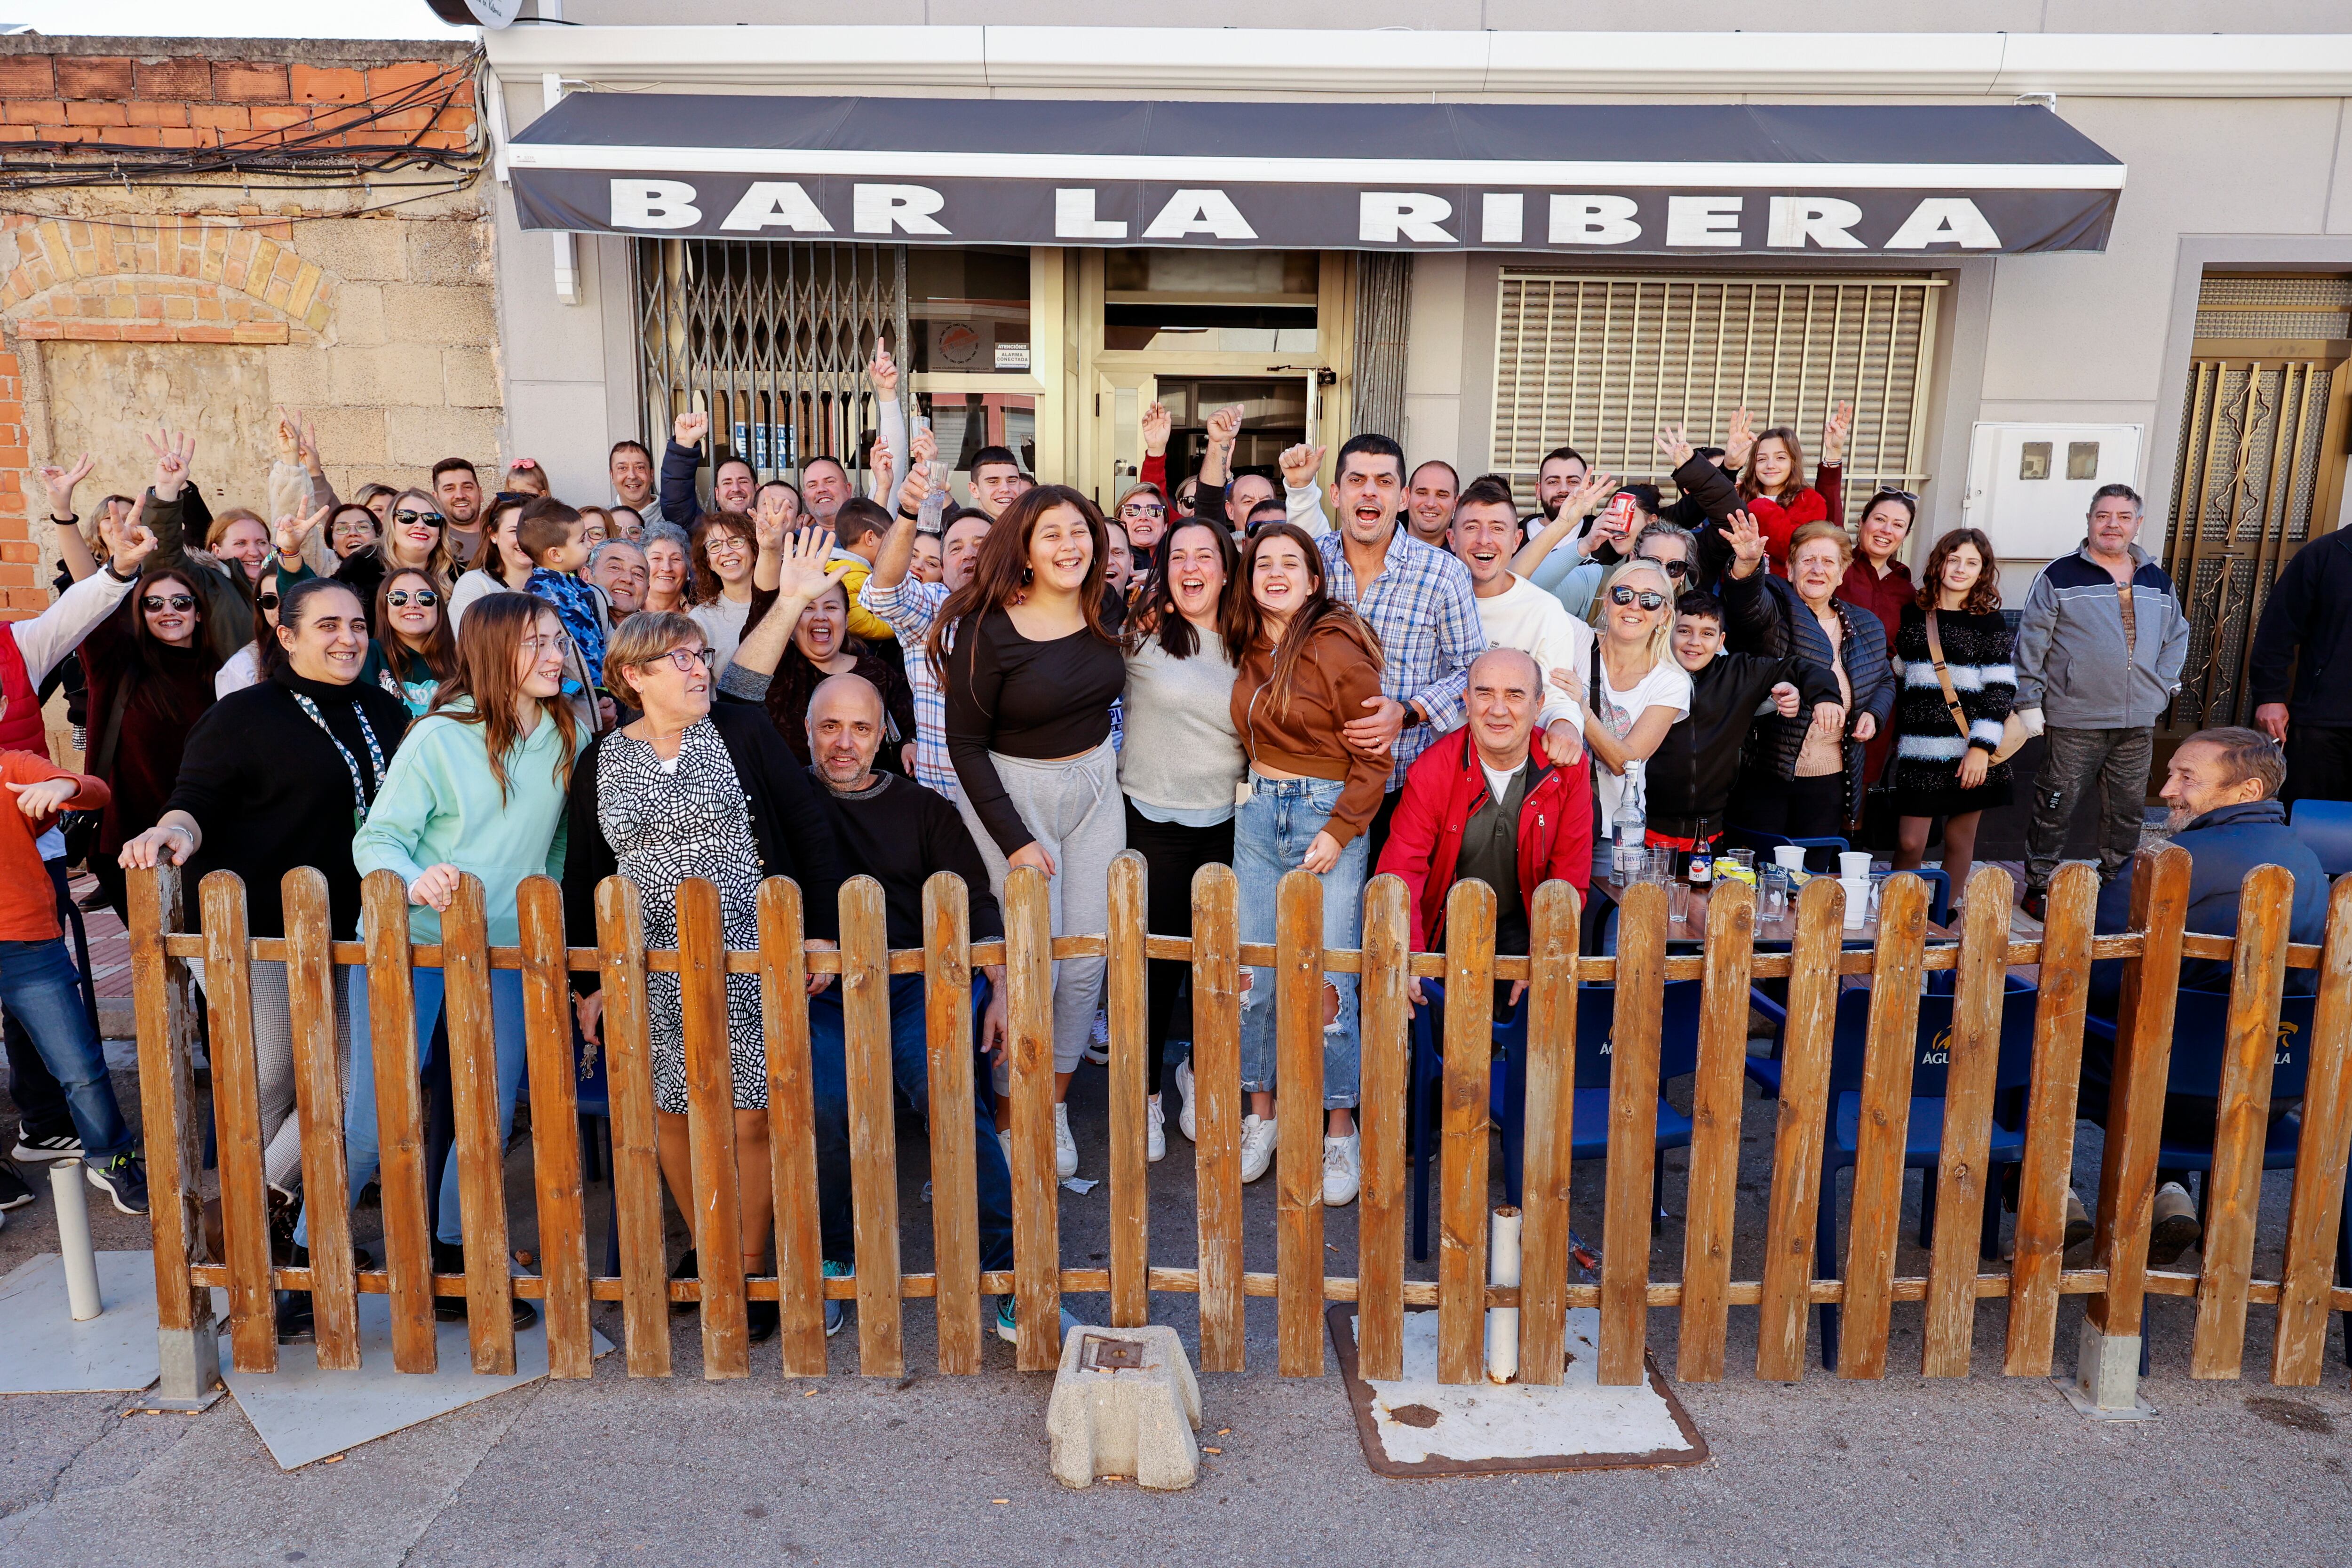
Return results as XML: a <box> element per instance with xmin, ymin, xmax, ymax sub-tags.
<box><xmin>1322</xmin><ymin>1133</ymin><xmax>1362</xmax><ymax>1208</ymax></box>
<box><xmin>1053</xmin><ymin>1102</ymin><xmax>1079</xmax><ymax>1179</ymax></box>
<box><xmin>1146</xmin><ymin>1095</ymin><xmax>1166</xmax><ymax>1163</ymax></box>
<box><xmin>996</xmin><ymin>1128</ymin><xmax>1014</xmax><ymax>1173</ymax></box>
<box><xmin>1084</xmin><ymin>1009</ymin><xmax>1110</xmax><ymax>1065</ymax></box>
<box><xmin>1175</xmin><ymin>1057</ymin><xmax>1197</xmax><ymax>1142</ymax></box>
<box><xmin>1239</xmin><ymin>1114</ymin><xmax>1277</xmax><ymax>1184</ymax></box>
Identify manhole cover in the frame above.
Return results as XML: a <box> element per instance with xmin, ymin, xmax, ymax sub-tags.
<box><xmin>1080</xmin><ymin>1335</ymin><xmax>1146</xmax><ymax>1372</ymax></box>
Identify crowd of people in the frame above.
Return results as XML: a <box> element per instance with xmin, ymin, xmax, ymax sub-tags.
<box><xmin>3</xmin><ymin>332</ymin><xmax>2337</xmax><ymax>1344</ymax></box>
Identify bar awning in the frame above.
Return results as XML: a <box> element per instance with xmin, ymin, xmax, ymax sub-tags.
<box><xmin>507</xmin><ymin>96</ymin><xmax>2123</xmax><ymax>256</ymax></box>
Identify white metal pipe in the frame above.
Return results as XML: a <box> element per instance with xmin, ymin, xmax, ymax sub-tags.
<box><xmin>49</xmin><ymin>1162</ymin><xmax>102</xmax><ymax>1321</ymax></box>
<box><xmin>1486</xmin><ymin>1205</ymin><xmax>1522</xmax><ymax>1385</ymax></box>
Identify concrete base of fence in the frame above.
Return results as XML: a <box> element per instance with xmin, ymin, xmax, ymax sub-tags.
<box><xmin>2062</xmin><ymin>1321</ymin><xmax>2155</xmax><ymax>1422</ymax></box>
<box><xmin>1046</xmin><ymin>1326</ymin><xmax>1202</xmax><ymax>1490</ymax></box>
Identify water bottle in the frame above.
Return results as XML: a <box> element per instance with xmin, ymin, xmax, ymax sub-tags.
<box><xmin>1612</xmin><ymin>760</ymin><xmax>1647</xmax><ymax>883</ymax></box>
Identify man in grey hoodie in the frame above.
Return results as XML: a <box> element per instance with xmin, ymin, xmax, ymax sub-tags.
<box><xmin>2012</xmin><ymin>484</ymin><xmax>2190</xmax><ymax>916</ymax></box>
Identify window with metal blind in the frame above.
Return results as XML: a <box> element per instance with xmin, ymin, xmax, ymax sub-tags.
<box><xmin>632</xmin><ymin>238</ymin><xmax>909</xmax><ymax>484</ymax></box>
<box><xmin>1488</xmin><ymin>272</ymin><xmax>1944</xmax><ymax>523</ymax></box>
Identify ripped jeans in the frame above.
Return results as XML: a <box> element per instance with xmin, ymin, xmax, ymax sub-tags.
<box><xmin>1234</xmin><ymin>773</ymin><xmax>1365</xmax><ymax>1109</ymax></box>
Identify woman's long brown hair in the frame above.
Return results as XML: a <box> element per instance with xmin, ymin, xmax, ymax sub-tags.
<box><xmin>378</xmin><ymin>567</ymin><xmax>459</xmax><ymax>681</ymax></box>
<box><xmin>1224</xmin><ymin>522</ymin><xmax>1380</xmax><ymax>720</ymax></box>
<box><xmin>424</xmin><ymin>591</ymin><xmax>578</xmax><ymax>801</ymax></box>
<box><xmin>1737</xmin><ymin>425</ymin><xmax>1809</xmax><ymax>503</ymax></box>
<box><xmin>687</xmin><ymin>512</ymin><xmax>756</xmax><ymax>607</ymax></box>
<box><xmin>1916</xmin><ymin>526</ymin><xmax>2003</xmax><ymax>615</ymax></box>
<box><xmin>925</xmin><ymin>485</ymin><xmax>1112</xmax><ymax>679</ymax></box>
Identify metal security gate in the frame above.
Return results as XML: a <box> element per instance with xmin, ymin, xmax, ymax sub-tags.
<box><xmin>2163</xmin><ymin>274</ymin><xmax>2352</xmax><ymax>739</ymax></box>
<box><xmin>1489</xmin><ymin>272</ymin><xmax>1942</xmax><ymax>524</ymax></box>
<box><xmin>633</xmin><ymin>239</ymin><xmax>910</xmax><ymax>485</ymax></box>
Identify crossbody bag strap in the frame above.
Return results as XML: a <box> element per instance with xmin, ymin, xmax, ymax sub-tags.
<box><xmin>1924</xmin><ymin>610</ymin><xmax>1973</xmax><ymax>746</ymax></box>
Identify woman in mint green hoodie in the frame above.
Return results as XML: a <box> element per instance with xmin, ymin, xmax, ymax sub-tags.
<box><xmin>287</xmin><ymin>592</ymin><xmax>580</xmax><ymax>1337</ymax></box>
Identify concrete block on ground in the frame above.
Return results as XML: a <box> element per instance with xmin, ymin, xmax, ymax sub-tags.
<box><xmin>1046</xmin><ymin>1325</ymin><xmax>1200</xmax><ymax>1491</ymax></box>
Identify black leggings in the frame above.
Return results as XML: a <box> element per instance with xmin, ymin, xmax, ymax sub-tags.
<box><xmin>1734</xmin><ymin>767</ymin><xmax>1847</xmax><ymax>841</ymax></box>
<box><xmin>1121</xmin><ymin>798</ymin><xmax>1234</xmax><ymax>1098</ymax></box>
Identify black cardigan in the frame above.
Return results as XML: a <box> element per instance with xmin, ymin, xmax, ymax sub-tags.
<box><xmin>2250</xmin><ymin>524</ymin><xmax>2352</xmax><ymax>727</ymax></box>
<box><xmin>1721</xmin><ymin>567</ymin><xmax>1897</xmax><ymax>820</ymax></box>
<box><xmin>561</xmin><ymin>699</ymin><xmax>846</xmax><ymax>984</ymax></box>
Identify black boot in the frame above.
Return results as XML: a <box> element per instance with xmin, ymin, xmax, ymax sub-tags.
<box><xmin>429</xmin><ymin>1239</ymin><xmax>540</xmax><ymax>1330</ymax></box>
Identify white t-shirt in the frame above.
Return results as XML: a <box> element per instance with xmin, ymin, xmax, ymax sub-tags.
<box><xmin>691</xmin><ymin>594</ymin><xmax>755</xmax><ymax>675</ymax></box>
<box><xmin>1591</xmin><ymin>655</ymin><xmax>1693</xmax><ymax>821</ymax></box>
<box><xmin>1480</xmin><ymin>761</ymin><xmax>1521</xmax><ymax>805</ymax></box>
<box><xmin>1474</xmin><ymin>573</ymin><xmax>1592</xmax><ymax>733</ymax></box>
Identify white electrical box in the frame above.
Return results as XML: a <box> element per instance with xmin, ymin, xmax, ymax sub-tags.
<box><xmin>1963</xmin><ymin>422</ymin><xmax>2146</xmax><ymax>565</ymax></box>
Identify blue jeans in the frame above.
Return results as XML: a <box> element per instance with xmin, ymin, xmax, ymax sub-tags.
<box><xmin>295</xmin><ymin>965</ymin><xmax>528</xmax><ymax>1250</ymax></box>
<box><xmin>1235</xmin><ymin>775</ymin><xmax>1365</xmax><ymax>1108</ymax></box>
<box><xmin>807</xmin><ymin>973</ymin><xmax>1014</xmax><ymax>1274</ymax></box>
<box><xmin>0</xmin><ymin>937</ymin><xmax>129</xmax><ymax>1170</ymax></box>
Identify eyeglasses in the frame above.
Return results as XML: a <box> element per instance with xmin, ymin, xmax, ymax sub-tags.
<box><xmin>395</xmin><ymin>509</ymin><xmax>446</xmax><ymax>528</ymax></box>
<box><xmin>1609</xmin><ymin>586</ymin><xmax>1668</xmax><ymax>611</ymax></box>
<box><xmin>141</xmin><ymin>594</ymin><xmax>196</xmax><ymax>613</ymax></box>
<box><xmin>522</xmin><ymin>632</ymin><xmax>574</xmax><ymax>656</ymax></box>
<box><xmin>1636</xmin><ymin>555</ymin><xmax>1692</xmax><ymax>580</ymax></box>
<box><xmin>1120</xmin><ymin>503</ymin><xmax>1167</xmax><ymax>519</ymax></box>
<box><xmin>647</xmin><ymin>646</ymin><xmax>716</xmax><ymax>673</ymax></box>
<box><xmin>386</xmin><ymin>589</ymin><xmax>439</xmax><ymax>607</ymax></box>
<box><xmin>256</xmin><ymin>593</ymin><xmax>280</xmax><ymax>612</ymax></box>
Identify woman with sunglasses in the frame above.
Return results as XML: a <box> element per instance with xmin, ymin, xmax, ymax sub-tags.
<box><xmin>213</xmin><ymin>569</ymin><xmax>286</xmax><ymax>698</ymax></box>
<box><xmin>121</xmin><ymin>578</ymin><xmax>411</xmax><ymax>1266</ymax></box>
<box><xmin>564</xmin><ymin>608</ymin><xmax>847</xmax><ymax>1345</ymax></box>
<box><xmin>306</xmin><ymin>487</ymin><xmax>455</xmax><ymax>610</ymax></box>
<box><xmin>1581</xmin><ymin>560</ymin><xmax>1693</xmax><ymax>881</ymax></box>
<box><xmin>1722</xmin><ymin>512</ymin><xmax>1897</xmax><ymax>838</ymax></box>
<box><xmin>376</xmin><ymin>568</ymin><xmax>457</xmax><ymax>716</ymax></box>
<box><xmin>1113</xmin><ymin>482</ymin><xmax>1170</xmax><ymax>575</ymax></box>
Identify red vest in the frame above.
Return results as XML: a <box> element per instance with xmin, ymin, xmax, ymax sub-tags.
<box><xmin>0</xmin><ymin>626</ymin><xmax>45</xmax><ymax>757</ymax></box>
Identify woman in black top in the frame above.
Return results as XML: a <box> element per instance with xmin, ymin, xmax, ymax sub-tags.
<box><xmin>929</xmin><ymin>485</ymin><xmax>1126</xmax><ymax>1179</ymax></box>
<box><xmin>1892</xmin><ymin>528</ymin><xmax>2016</xmax><ymax>898</ymax></box>
<box><xmin>119</xmin><ymin>578</ymin><xmax>409</xmax><ymax>1232</ymax></box>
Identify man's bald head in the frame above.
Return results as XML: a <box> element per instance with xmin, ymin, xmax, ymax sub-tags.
<box><xmin>808</xmin><ymin>672</ymin><xmax>887</xmax><ymax>789</ymax></box>
<box><xmin>1470</xmin><ymin>645</ymin><xmax>1542</xmax><ymax>692</ymax></box>
<box><xmin>1466</xmin><ymin>645</ymin><xmax>1542</xmax><ymax>771</ymax></box>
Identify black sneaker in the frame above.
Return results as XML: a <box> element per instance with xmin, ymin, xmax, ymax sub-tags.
<box><xmin>429</xmin><ymin>1239</ymin><xmax>540</xmax><ymax>1329</ymax></box>
<box><xmin>0</xmin><ymin>1159</ymin><xmax>32</xmax><ymax>1211</ymax></box>
<box><xmin>747</xmin><ymin>1297</ymin><xmax>779</xmax><ymax>1345</ymax></box>
<box><xmin>267</xmin><ymin>1186</ymin><xmax>300</xmax><ymax>1266</ymax></box>
<box><xmin>86</xmin><ymin>1151</ymin><xmax>148</xmax><ymax>1216</ymax></box>
<box><xmin>274</xmin><ymin>1289</ymin><xmax>316</xmax><ymax>1344</ymax></box>
<box><xmin>11</xmin><ymin>1128</ymin><xmax>81</xmax><ymax>1162</ymax></box>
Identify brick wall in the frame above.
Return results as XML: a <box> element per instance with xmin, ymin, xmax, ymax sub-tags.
<box><xmin>0</xmin><ymin>52</ymin><xmax>473</xmax><ymax>153</ymax></box>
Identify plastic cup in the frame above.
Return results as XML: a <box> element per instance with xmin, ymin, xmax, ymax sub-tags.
<box><xmin>1838</xmin><ymin>851</ymin><xmax>1873</xmax><ymax>880</ymax></box>
<box><xmin>1772</xmin><ymin>845</ymin><xmax>1807</xmax><ymax>871</ymax></box>
<box><xmin>1840</xmin><ymin>877</ymin><xmax>1870</xmax><ymax>928</ymax></box>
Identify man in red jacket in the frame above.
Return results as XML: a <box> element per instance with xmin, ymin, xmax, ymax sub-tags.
<box><xmin>1376</xmin><ymin>648</ymin><xmax>1591</xmax><ymax>1004</ymax></box>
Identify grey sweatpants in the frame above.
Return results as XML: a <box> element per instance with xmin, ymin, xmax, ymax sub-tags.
<box><xmin>191</xmin><ymin>958</ymin><xmax>353</xmax><ymax>1195</ymax></box>
<box><xmin>952</xmin><ymin>740</ymin><xmax>1125</xmax><ymax>1080</ymax></box>
<box><xmin>2024</xmin><ymin>724</ymin><xmax>2154</xmax><ymax>891</ymax></box>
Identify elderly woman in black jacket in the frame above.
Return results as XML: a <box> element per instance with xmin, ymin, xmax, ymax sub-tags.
<box><xmin>1720</xmin><ymin>512</ymin><xmax>1896</xmax><ymax>839</ymax></box>
<box><xmin>561</xmin><ymin>608</ymin><xmax>846</xmax><ymax>1345</ymax></box>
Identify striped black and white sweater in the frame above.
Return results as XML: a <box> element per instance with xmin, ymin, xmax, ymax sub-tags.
<box><xmin>1891</xmin><ymin>602</ymin><xmax>2016</xmax><ymax>794</ymax></box>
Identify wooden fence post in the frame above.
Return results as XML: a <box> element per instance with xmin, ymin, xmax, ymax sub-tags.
<box><xmin>1106</xmin><ymin>852</ymin><xmax>1151</xmax><ymax>1330</ymax></box>
<box><xmin>1599</xmin><ymin>879</ymin><xmax>1667</xmax><ymax>1388</ymax></box>
<box><xmin>678</xmin><ymin>876</ymin><xmax>749</xmax><ymax>1379</ymax></box>
<box><xmin>281</xmin><ymin>868</ymin><xmax>358</xmax><ymax>1372</ymax></box>
<box><xmin>1356</xmin><ymin>874</ymin><xmax>1413</xmax><ymax>1383</ymax></box>
<box><xmin>517</xmin><ymin>875</ymin><xmax>591</xmax><ymax>1380</ymax></box>
<box><xmin>597</xmin><ymin>876</ymin><xmax>671</xmax><ymax>1378</ymax></box>
<box><xmin>1677</xmin><ymin>877</ymin><xmax>1755</xmax><ymax>1382</ymax></box>
<box><xmin>2080</xmin><ymin>844</ymin><xmax>2191</xmax><ymax>1412</ymax></box>
<box><xmin>1004</xmin><ymin>865</ymin><xmax>1061</xmax><ymax>1371</ymax></box>
<box><xmin>1275</xmin><ymin>868</ymin><xmax>1328</xmax><ymax>1378</ymax></box>
<box><xmin>839</xmin><ymin>876</ymin><xmax>905</xmax><ymax>1378</ymax></box>
<box><xmin>128</xmin><ymin>863</ymin><xmax>219</xmax><ymax>1403</ymax></box>
<box><xmin>1756</xmin><ymin>875</ymin><xmax>1844</xmax><ymax>1382</ymax></box>
<box><xmin>1437</xmin><ymin>880</ymin><xmax>1495</xmax><ymax>1386</ymax></box>
<box><xmin>199</xmin><ymin>871</ymin><xmax>273</xmax><ymax>1375</ymax></box>
<box><xmin>1191</xmin><ymin>863</ymin><xmax>1245</xmax><ymax>1373</ymax></box>
<box><xmin>1516</xmin><ymin>880</ymin><xmax>1581</xmax><ymax>1387</ymax></box>
<box><xmin>363</xmin><ymin>869</ymin><xmax>437</xmax><ymax>1374</ymax></box>
<box><xmin>441</xmin><ymin>874</ymin><xmax>516</xmax><ymax>1377</ymax></box>
<box><xmin>922</xmin><ymin>873</ymin><xmax>984</xmax><ymax>1374</ymax></box>
<box><xmin>1922</xmin><ymin>867</ymin><xmax>2012</xmax><ymax>1377</ymax></box>
<box><xmin>2005</xmin><ymin>861</ymin><xmax>2098</xmax><ymax>1377</ymax></box>
<box><xmin>2271</xmin><ymin>873</ymin><xmax>2352</xmax><ymax>1386</ymax></box>
<box><xmin>1837</xmin><ymin>871</ymin><xmax>1929</xmax><ymax>1381</ymax></box>
<box><xmin>757</xmin><ymin>878</ymin><xmax>825</xmax><ymax>1376</ymax></box>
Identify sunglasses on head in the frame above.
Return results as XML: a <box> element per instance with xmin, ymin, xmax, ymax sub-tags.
<box><xmin>395</xmin><ymin>509</ymin><xmax>445</xmax><ymax>527</ymax></box>
<box><xmin>1637</xmin><ymin>554</ymin><xmax>1692</xmax><ymax>580</ymax></box>
<box><xmin>141</xmin><ymin>594</ymin><xmax>196</xmax><ymax>613</ymax></box>
<box><xmin>387</xmin><ymin>589</ymin><xmax>439</xmax><ymax>607</ymax></box>
<box><xmin>1609</xmin><ymin>585</ymin><xmax>1668</xmax><ymax>611</ymax></box>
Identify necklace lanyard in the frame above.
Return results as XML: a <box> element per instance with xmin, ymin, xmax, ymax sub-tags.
<box><xmin>288</xmin><ymin>692</ymin><xmax>387</xmax><ymax>828</ymax></box>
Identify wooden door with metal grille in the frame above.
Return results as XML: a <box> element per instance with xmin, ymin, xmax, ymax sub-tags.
<box><xmin>632</xmin><ymin>239</ymin><xmax>910</xmax><ymax>484</ymax></box>
<box><xmin>1489</xmin><ymin>272</ymin><xmax>1943</xmax><ymax>523</ymax></box>
<box><xmin>2162</xmin><ymin>275</ymin><xmax>2352</xmax><ymax>740</ymax></box>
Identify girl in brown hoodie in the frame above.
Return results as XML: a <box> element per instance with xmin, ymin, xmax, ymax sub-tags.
<box><xmin>1225</xmin><ymin>523</ymin><xmax>1388</xmax><ymax>1208</ymax></box>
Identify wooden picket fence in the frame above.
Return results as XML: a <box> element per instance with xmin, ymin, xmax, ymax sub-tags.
<box><xmin>122</xmin><ymin>844</ymin><xmax>2352</xmax><ymax>1391</ymax></box>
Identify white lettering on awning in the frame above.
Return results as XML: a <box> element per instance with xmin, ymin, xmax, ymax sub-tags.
<box><xmin>1884</xmin><ymin>197</ymin><xmax>2003</xmax><ymax>249</ymax></box>
<box><xmin>853</xmin><ymin>183</ymin><xmax>951</xmax><ymax>236</ymax></box>
<box><xmin>1549</xmin><ymin>195</ymin><xmax>1640</xmax><ymax>246</ymax></box>
<box><xmin>1055</xmin><ymin>189</ymin><xmax>1128</xmax><ymax>239</ymax></box>
<box><xmin>1481</xmin><ymin>193</ymin><xmax>1525</xmax><ymax>245</ymax></box>
<box><xmin>609</xmin><ymin>179</ymin><xmax>701</xmax><ymax>230</ymax></box>
<box><xmin>1142</xmin><ymin>189</ymin><xmax>1256</xmax><ymax>240</ymax></box>
<box><xmin>1766</xmin><ymin>196</ymin><xmax>1864</xmax><ymax>249</ymax></box>
<box><xmin>1359</xmin><ymin>192</ymin><xmax>1454</xmax><ymax>245</ymax></box>
<box><xmin>719</xmin><ymin>181</ymin><xmax>833</xmax><ymax>233</ymax></box>
<box><xmin>1666</xmin><ymin>195</ymin><xmax>1743</xmax><ymax>246</ymax></box>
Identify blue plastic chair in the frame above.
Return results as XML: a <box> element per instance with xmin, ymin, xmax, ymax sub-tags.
<box><xmin>1815</xmin><ymin>974</ymin><xmax>2039</xmax><ymax>1370</ymax></box>
<box><xmin>2291</xmin><ymin>799</ymin><xmax>2352</xmax><ymax>878</ymax></box>
<box><xmin>1727</xmin><ymin>823</ymin><xmax>1851</xmax><ymax>875</ymax></box>
<box><xmin>1408</xmin><ymin>975</ymin><xmax>1702</xmax><ymax>1261</ymax></box>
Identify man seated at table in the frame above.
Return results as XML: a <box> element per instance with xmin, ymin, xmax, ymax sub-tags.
<box><xmin>1376</xmin><ymin>648</ymin><xmax>1591</xmax><ymax>1007</ymax></box>
<box><xmin>801</xmin><ymin>672</ymin><xmax>1033</xmax><ymax>1345</ymax></box>
<box><xmin>2084</xmin><ymin>725</ymin><xmax>2328</xmax><ymax>1264</ymax></box>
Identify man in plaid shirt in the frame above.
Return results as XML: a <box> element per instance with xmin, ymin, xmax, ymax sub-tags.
<box><xmin>858</xmin><ymin>472</ymin><xmax>993</xmax><ymax>800</ymax></box>
<box><xmin>1314</xmin><ymin>433</ymin><xmax>1485</xmax><ymax>856</ymax></box>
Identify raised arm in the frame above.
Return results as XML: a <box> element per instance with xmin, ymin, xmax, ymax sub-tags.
<box><xmin>661</xmin><ymin>412</ymin><xmax>710</xmax><ymax>531</ymax></box>
<box><xmin>721</xmin><ymin>527</ymin><xmax>850</xmax><ymax>694</ymax></box>
<box><xmin>1510</xmin><ymin>469</ymin><xmax>1619</xmax><ymax>578</ymax></box>
<box><xmin>36</xmin><ymin>454</ymin><xmax>99</xmax><ymax>581</ymax></box>
<box><xmin>867</xmin><ymin>339</ymin><xmax>908</xmax><ymax>512</ymax></box>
